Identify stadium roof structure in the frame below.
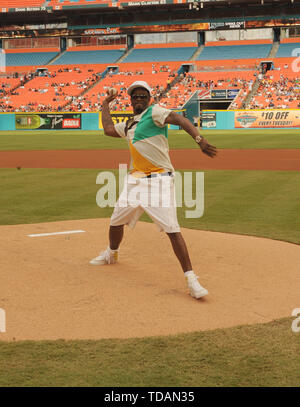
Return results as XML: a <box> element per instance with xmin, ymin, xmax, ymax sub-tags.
<box><xmin>0</xmin><ymin>0</ymin><xmax>297</xmax><ymax>13</ymax></box>
<box><xmin>0</xmin><ymin>0</ymin><xmax>298</xmax><ymax>33</ymax></box>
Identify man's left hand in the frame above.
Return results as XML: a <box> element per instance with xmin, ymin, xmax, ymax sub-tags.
<box><xmin>198</xmin><ymin>138</ymin><xmax>217</xmax><ymax>158</ymax></box>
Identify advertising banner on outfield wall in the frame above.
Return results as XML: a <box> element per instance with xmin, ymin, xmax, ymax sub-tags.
<box><xmin>201</xmin><ymin>112</ymin><xmax>216</xmax><ymax>128</ymax></box>
<box><xmin>99</xmin><ymin>111</ymin><xmax>133</xmax><ymax>129</ymax></box>
<box><xmin>15</xmin><ymin>113</ymin><xmax>82</xmax><ymax>130</ymax></box>
<box><xmin>235</xmin><ymin>110</ymin><xmax>300</xmax><ymax>128</ymax></box>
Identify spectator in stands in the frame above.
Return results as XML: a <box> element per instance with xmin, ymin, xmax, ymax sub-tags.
<box><xmin>262</xmin><ymin>63</ymin><xmax>267</xmax><ymax>74</ymax></box>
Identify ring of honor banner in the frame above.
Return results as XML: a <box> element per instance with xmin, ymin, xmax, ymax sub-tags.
<box><xmin>235</xmin><ymin>110</ymin><xmax>300</xmax><ymax>128</ymax></box>
<box><xmin>15</xmin><ymin>113</ymin><xmax>82</xmax><ymax>130</ymax></box>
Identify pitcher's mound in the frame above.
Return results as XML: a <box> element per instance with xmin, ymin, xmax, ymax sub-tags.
<box><xmin>0</xmin><ymin>218</ymin><xmax>299</xmax><ymax>341</ymax></box>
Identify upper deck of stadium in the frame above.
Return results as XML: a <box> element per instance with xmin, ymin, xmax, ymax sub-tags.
<box><xmin>0</xmin><ymin>0</ymin><xmax>299</xmax><ymax>113</ymax></box>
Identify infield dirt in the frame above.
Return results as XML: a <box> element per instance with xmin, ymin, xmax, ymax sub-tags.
<box><xmin>0</xmin><ymin>148</ymin><xmax>299</xmax><ymax>170</ymax></box>
<box><xmin>0</xmin><ymin>218</ymin><xmax>299</xmax><ymax>341</ymax></box>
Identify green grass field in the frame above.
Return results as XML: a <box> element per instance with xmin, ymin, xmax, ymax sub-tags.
<box><xmin>1</xmin><ymin>128</ymin><xmax>300</xmax><ymax>151</ymax></box>
<box><xmin>0</xmin><ymin>130</ymin><xmax>299</xmax><ymax>388</ymax></box>
<box><xmin>1</xmin><ymin>168</ymin><xmax>299</xmax><ymax>244</ymax></box>
<box><xmin>0</xmin><ymin>318</ymin><xmax>299</xmax><ymax>387</ymax></box>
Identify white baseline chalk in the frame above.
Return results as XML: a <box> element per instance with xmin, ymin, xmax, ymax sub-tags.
<box><xmin>27</xmin><ymin>230</ymin><xmax>86</xmax><ymax>237</ymax></box>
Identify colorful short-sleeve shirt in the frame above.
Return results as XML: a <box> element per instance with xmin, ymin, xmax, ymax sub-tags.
<box><xmin>114</xmin><ymin>104</ymin><xmax>174</xmax><ymax>176</ymax></box>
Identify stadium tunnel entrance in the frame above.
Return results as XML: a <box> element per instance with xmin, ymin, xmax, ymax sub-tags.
<box><xmin>199</xmin><ymin>100</ymin><xmax>231</xmax><ymax>111</ymax></box>
<box><xmin>259</xmin><ymin>61</ymin><xmax>274</xmax><ymax>74</ymax></box>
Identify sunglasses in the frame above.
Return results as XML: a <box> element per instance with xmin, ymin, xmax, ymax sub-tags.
<box><xmin>131</xmin><ymin>95</ymin><xmax>148</xmax><ymax>100</ymax></box>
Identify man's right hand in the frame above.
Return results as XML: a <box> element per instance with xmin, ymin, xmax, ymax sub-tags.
<box><xmin>104</xmin><ymin>90</ymin><xmax>119</xmax><ymax>104</ymax></box>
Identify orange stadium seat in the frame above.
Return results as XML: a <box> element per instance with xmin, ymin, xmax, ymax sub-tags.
<box><xmin>47</xmin><ymin>0</ymin><xmax>111</xmax><ymax>7</ymax></box>
<box><xmin>1</xmin><ymin>0</ymin><xmax>44</xmax><ymax>6</ymax></box>
<box><xmin>63</xmin><ymin>61</ymin><xmax>181</xmax><ymax>112</ymax></box>
<box><xmin>246</xmin><ymin>57</ymin><xmax>300</xmax><ymax>109</ymax></box>
<box><xmin>0</xmin><ymin>59</ymin><xmax>258</xmax><ymax>112</ymax></box>
<box><xmin>4</xmin><ymin>66</ymin><xmax>101</xmax><ymax>111</ymax></box>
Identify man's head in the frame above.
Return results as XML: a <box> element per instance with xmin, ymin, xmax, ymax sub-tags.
<box><xmin>128</xmin><ymin>81</ymin><xmax>151</xmax><ymax>115</ymax></box>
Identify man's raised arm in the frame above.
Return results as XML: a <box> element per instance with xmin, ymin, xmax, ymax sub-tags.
<box><xmin>101</xmin><ymin>92</ymin><xmax>121</xmax><ymax>138</ymax></box>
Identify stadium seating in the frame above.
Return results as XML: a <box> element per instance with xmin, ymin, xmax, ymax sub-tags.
<box><xmin>197</xmin><ymin>44</ymin><xmax>272</xmax><ymax>61</ymax></box>
<box><xmin>248</xmin><ymin>60</ymin><xmax>300</xmax><ymax>109</ymax></box>
<box><xmin>123</xmin><ymin>44</ymin><xmax>198</xmax><ymax>63</ymax></box>
<box><xmin>52</xmin><ymin>49</ymin><xmax>125</xmax><ymax>65</ymax></box>
<box><xmin>159</xmin><ymin>71</ymin><xmax>256</xmax><ymax>109</ymax></box>
<box><xmin>2</xmin><ymin>36</ymin><xmax>299</xmax><ymax>113</ymax></box>
<box><xmin>275</xmin><ymin>42</ymin><xmax>300</xmax><ymax>58</ymax></box>
<box><xmin>4</xmin><ymin>66</ymin><xmax>101</xmax><ymax>111</ymax></box>
<box><xmin>62</xmin><ymin>61</ymin><xmax>180</xmax><ymax>111</ymax></box>
<box><xmin>0</xmin><ymin>58</ymin><xmax>258</xmax><ymax>112</ymax></box>
<box><xmin>0</xmin><ymin>76</ymin><xmax>22</xmax><ymax>111</ymax></box>
<box><xmin>5</xmin><ymin>51</ymin><xmax>59</xmax><ymax>67</ymax></box>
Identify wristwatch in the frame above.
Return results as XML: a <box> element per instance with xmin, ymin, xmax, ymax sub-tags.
<box><xmin>195</xmin><ymin>135</ymin><xmax>204</xmax><ymax>144</ymax></box>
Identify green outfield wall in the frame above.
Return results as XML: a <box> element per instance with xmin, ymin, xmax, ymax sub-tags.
<box><xmin>0</xmin><ymin>109</ymin><xmax>299</xmax><ymax>131</ymax></box>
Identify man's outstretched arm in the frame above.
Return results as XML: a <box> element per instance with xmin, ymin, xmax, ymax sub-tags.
<box><xmin>165</xmin><ymin>111</ymin><xmax>217</xmax><ymax>158</ymax></box>
<box><xmin>101</xmin><ymin>92</ymin><xmax>121</xmax><ymax>138</ymax></box>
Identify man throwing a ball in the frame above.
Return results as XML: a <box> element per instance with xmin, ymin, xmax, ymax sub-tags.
<box><xmin>90</xmin><ymin>81</ymin><xmax>217</xmax><ymax>299</ymax></box>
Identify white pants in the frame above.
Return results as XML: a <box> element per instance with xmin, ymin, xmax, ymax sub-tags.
<box><xmin>110</xmin><ymin>173</ymin><xmax>180</xmax><ymax>233</ymax></box>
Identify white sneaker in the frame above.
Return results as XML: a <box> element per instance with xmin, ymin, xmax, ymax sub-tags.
<box><xmin>89</xmin><ymin>247</ymin><xmax>119</xmax><ymax>265</ymax></box>
<box><xmin>185</xmin><ymin>272</ymin><xmax>208</xmax><ymax>299</ymax></box>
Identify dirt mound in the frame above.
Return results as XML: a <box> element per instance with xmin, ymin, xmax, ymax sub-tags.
<box><xmin>0</xmin><ymin>219</ymin><xmax>299</xmax><ymax>341</ymax></box>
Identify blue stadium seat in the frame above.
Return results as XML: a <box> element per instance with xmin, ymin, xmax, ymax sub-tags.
<box><xmin>276</xmin><ymin>43</ymin><xmax>300</xmax><ymax>58</ymax></box>
<box><xmin>6</xmin><ymin>52</ymin><xmax>58</xmax><ymax>66</ymax></box>
<box><xmin>197</xmin><ymin>44</ymin><xmax>272</xmax><ymax>60</ymax></box>
<box><xmin>52</xmin><ymin>50</ymin><xmax>124</xmax><ymax>65</ymax></box>
<box><xmin>123</xmin><ymin>47</ymin><xmax>197</xmax><ymax>62</ymax></box>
